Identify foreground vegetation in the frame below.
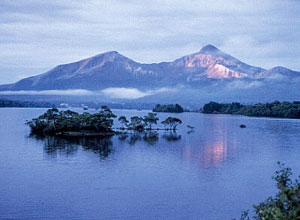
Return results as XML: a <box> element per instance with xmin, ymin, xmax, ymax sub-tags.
<box><xmin>202</xmin><ymin>101</ymin><xmax>300</xmax><ymax>119</ymax></box>
<box><xmin>27</xmin><ymin>107</ymin><xmax>183</xmax><ymax>136</ymax></box>
<box><xmin>235</xmin><ymin>162</ymin><xmax>300</xmax><ymax>220</ymax></box>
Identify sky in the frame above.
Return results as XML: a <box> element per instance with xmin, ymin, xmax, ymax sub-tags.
<box><xmin>1</xmin><ymin>0</ymin><xmax>300</xmax><ymax>84</ymax></box>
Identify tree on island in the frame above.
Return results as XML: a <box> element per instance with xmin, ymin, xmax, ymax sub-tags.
<box><xmin>129</xmin><ymin>116</ymin><xmax>145</xmax><ymax>131</ymax></box>
<box><xmin>161</xmin><ymin>117</ymin><xmax>182</xmax><ymax>130</ymax></box>
<box><xmin>118</xmin><ymin>116</ymin><xmax>129</xmax><ymax>129</ymax></box>
<box><xmin>143</xmin><ymin>113</ymin><xmax>159</xmax><ymax>129</ymax></box>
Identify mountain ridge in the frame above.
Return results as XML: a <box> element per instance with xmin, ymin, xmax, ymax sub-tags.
<box><xmin>0</xmin><ymin>44</ymin><xmax>299</xmax><ymax>92</ymax></box>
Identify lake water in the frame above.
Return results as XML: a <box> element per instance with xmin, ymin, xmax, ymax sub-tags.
<box><xmin>1</xmin><ymin>108</ymin><xmax>300</xmax><ymax>220</ymax></box>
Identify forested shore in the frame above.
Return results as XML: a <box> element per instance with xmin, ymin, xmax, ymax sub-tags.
<box><xmin>201</xmin><ymin>101</ymin><xmax>300</xmax><ymax>119</ymax></box>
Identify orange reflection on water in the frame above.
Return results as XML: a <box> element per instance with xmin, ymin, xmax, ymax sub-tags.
<box><xmin>182</xmin><ymin>139</ymin><xmax>229</xmax><ymax>168</ymax></box>
<box><xmin>182</xmin><ymin>115</ymin><xmax>237</xmax><ymax>168</ymax></box>
<box><xmin>202</xmin><ymin>140</ymin><xmax>228</xmax><ymax>165</ymax></box>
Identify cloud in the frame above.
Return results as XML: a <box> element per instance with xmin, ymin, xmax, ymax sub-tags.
<box><xmin>102</xmin><ymin>88</ymin><xmax>148</xmax><ymax>99</ymax></box>
<box><xmin>265</xmin><ymin>74</ymin><xmax>286</xmax><ymax>81</ymax></box>
<box><xmin>0</xmin><ymin>87</ymin><xmax>179</xmax><ymax>99</ymax></box>
<box><xmin>101</xmin><ymin>87</ymin><xmax>178</xmax><ymax>99</ymax></box>
<box><xmin>227</xmin><ymin>80</ymin><xmax>263</xmax><ymax>90</ymax></box>
<box><xmin>221</xmin><ymin>35</ymin><xmax>300</xmax><ymax>70</ymax></box>
<box><xmin>0</xmin><ymin>89</ymin><xmax>94</xmax><ymax>96</ymax></box>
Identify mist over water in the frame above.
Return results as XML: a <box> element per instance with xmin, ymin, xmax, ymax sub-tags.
<box><xmin>1</xmin><ymin>108</ymin><xmax>300</xmax><ymax>219</ymax></box>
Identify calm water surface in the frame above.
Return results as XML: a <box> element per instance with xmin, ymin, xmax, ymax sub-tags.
<box><xmin>1</xmin><ymin>108</ymin><xmax>300</xmax><ymax>220</ymax></box>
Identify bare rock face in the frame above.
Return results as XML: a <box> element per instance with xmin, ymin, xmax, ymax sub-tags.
<box><xmin>171</xmin><ymin>44</ymin><xmax>264</xmax><ymax>80</ymax></box>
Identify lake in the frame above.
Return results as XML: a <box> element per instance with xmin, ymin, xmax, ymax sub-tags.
<box><xmin>1</xmin><ymin>108</ymin><xmax>300</xmax><ymax>219</ymax></box>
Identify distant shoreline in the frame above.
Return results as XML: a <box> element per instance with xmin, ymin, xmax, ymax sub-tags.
<box><xmin>201</xmin><ymin>101</ymin><xmax>300</xmax><ymax>119</ymax></box>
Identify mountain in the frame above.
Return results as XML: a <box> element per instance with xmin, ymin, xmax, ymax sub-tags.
<box><xmin>0</xmin><ymin>51</ymin><xmax>165</xmax><ymax>90</ymax></box>
<box><xmin>170</xmin><ymin>44</ymin><xmax>264</xmax><ymax>80</ymax></box>
<box><xmin>1</xmin><ymin>45</ymin><xmax>300</xmax><ymax>104</ymax></box>
<box><xmin>257</xmin><ymin>66</ymin><xmax>300</xmax><ymax>79</ymax></box>
<box><xmin>0</xmin><ymin>44</ymin><xmax>285</xmax><ymax>91</ymax></box>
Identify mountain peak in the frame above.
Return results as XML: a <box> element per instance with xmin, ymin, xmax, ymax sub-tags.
<box><xmin>93</xmin><ymin>50</ymin><xmax>122</xmax><ymax>59</ymax></box>
<box><xmin>270</xmin><ymin>66</ymin><xmax>291</xmax><ymax>72</ymax></box>
<box><xmin>83</xmin><ymin>50</ymin><xmax>131</xmax><ymax>64</ymax></box>
<box><xmin>200</xmin><ymin>44</ymin><xmax>220</xmax><ymax>53</ymax></box>
<box><xmin>105</xmin><ymin>51</ymin><xmax>120</xmax><ymax>55</ymax></box>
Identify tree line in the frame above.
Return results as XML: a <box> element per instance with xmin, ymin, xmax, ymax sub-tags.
<box><xmin>0</xmin><ymin>99</ymin><xmax>53</xmax><ymax>108</ymax></box>
<box><xmin>153</xmin><ymin>104</ymin><xmax>184</xmax><ymax>113</ymax></box>
<box><xmin>201</xmin><ymin>101</ymin><xmax>300</xmax><ymax>119</ymax></box>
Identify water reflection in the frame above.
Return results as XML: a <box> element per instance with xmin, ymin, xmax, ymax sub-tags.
<box><xmin>162</xmin><ymin>132</ymin><xmax>181</xmax><ymax>141</ymax></box>
<box><xmin>182</xmin><ymin>115</ymin><xmax>238</xmax><ymax>168</ymax></box>
<box><xmin>44</xmin><ymin>136</ymin><xmax>79</xmax><ymax>156</ymax></box>
<box><xmin>30</xmin><ymin>130</ymin><xmax>184</xmax><ymax>160</ymax></box>
<box><xmin>30</xmin><ymin>134</ymin><xmax>113</xmax><ymax>159</ymax></box>
<box><xmin>187</xmin><ymin>130</ymin><xmax>195</xmax><ymax>134</ymax></box>
<box><xmin>128</xmin><ymin>132</ymin><xmax>142</xmax><ymax>145</ymax></box>
<box><xmin>202</xmin><ymin>140</ymin><xmax>228</xmax><ymax>165</ymax></box>
<box><xmin>119</xmin><ymin>131</ymin><xmax>159</xmax><ymax>146</ymax></box>
<box><xmin>201</xmin><ymin>116</ymin><xmax>232</xmax><ymax>166</ymax></box>
<box><xmin>30</xmin><ymin>123</ymin><xmax>235</xmax><ymax>167</ymax></box>
<box><xmin>142</xmin><ymin>132</ymin><xmax>159</xmax><ymax>146</ymax></box>
<box><xmin>118</xmin><ymin>131</ymin><xmax>181</xmax><ymax>146</ymax></box>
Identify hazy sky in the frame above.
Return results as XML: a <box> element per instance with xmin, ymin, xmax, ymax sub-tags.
<box><xmin>1</xmin><ymin>0</ymin><xmax>300</xmax><ymax>84</ymax></box>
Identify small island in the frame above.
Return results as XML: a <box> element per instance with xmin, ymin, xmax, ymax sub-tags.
<box><xmin>27</xmin><ymin>106</ymin><xmax>183</xmax><ymax>137</ymax></box>
<box><xmin>27</xmin><ymin>106</ymin><xmax>116</xmax><ymax>137</ymax></box>
<box><xmin>201</xmin><ymin>101</ymin><xmax>300</xmax><ymax>119</ymax></box>
<box><xmin>153</xmin><ymin>104</ymin><xmax>184</xmax><ymax>113</ymax></box>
